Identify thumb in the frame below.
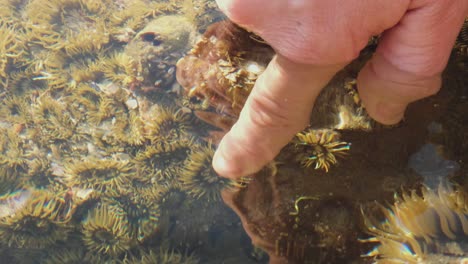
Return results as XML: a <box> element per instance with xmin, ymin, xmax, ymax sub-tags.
<box><xmin>213</xmin><ymin>55</ymin><xmax>345</xmax><ymax>178</ymax></box>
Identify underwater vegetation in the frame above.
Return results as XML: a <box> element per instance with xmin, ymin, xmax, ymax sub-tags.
<box><xmin>293</xmin><ymin>129</ymin><xmax>351</xmax><ymax>172</ymax></box>
<box><xmin>361</xmin><ymin>184</ymin><xmax>468</xmax><ymax>263</ymax></box>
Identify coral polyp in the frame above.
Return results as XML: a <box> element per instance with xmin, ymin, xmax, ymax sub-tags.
<box><xmin>0</xmin><ymin>190</ymin><xmax>73</xmax><ymax>249</ymax></box>
<box><xmin>81</xmin><ymin>204</ymin><xmax>132</xmax><ymax>257</ymax></box>
<box><xmin>361</xmin><ymin>184</ymin><xmax>468</xmax><ymax>263</ymax></box>
<box><xmin>293</xmin><ymin>129</ymin><xmax>351</xmax><ymax>172</ymax></box>
<box><xmin>63</xmin><ymin>158</ymin><xmax>133</xmax><ymax>192</ymax></box>
<box><xmin>181</xmin><ymin>143</ymin><xmax>241</xmax><ymax>201</ymax></box>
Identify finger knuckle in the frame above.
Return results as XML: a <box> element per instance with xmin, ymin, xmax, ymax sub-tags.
<box><xmin>247</xmin><ymin>93</ymin><xmax>291</xmax><ymax>129</ymax></box>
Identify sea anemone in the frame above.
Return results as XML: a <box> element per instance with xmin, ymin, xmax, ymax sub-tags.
<box><xmin>0</xmin><ymin>190</ymin><xmax>73</xmax><ymax>249</ymax></box>
<box><xmin>145</xmin><ymin>106</ymin><xmax>193</xmax><ymax>143</ymax></box>
<box><xmin>63</xmin><ymin>157</ymin><xmax>133</xmax><ymax>192</ymax></box>
<box><xmin>8</xmin><ymin>68</ymin><xmax>48</xmax><ymax>96</ymax></box>
<box><xmin>24</xmin><ymin>0</ymin><xmax>111</xmax><ymax>55</ymax></box>
<box><xmin>134</xmin><ymin>140</ymin><xmax>193</xmax><ymax>181</ymax></box>
<box><xmin>42</xmin><ymin>246</ymin><xmax>111</xmax><ymax>264</ymax></box>
<box><xmin>0</xmin><ymin>21</ymin><xmax>25</xmax><ymax>78</ymax></box>
<box><xmin>123</xmin><ymin>248</ymin><xmax>199</xmax><ymax>264</ymax></box>
<box><xmin>181</xmin><ymin>143</ymin><xmax>242</xmax><ymax>201</ymax></box>
<box><xmin>32</xmin><ymin>94</ymin><xmax>77</xmax><ymax>143</ymax></box>
<box><xmin>99</xmin><ymin>51</ymin><xmax>141</xmax><ymax>87</ymax></box>
<box><xmin>81</xmin><ymin>203</ymin><xmax>132</xmax><ymax>257</ymax></box>
<box><xmin>293</xmin><ymin>129</ymin><xmax>351</xmax><ymax>172</ymax></box>
<box><xmin>0</xmin><ymin>95</ymin><xmax>31</xmax><ymax>125</ymax></box>
<box><xmin>361</xmin><ymin>184</ymin><xmax>468</xmax><ymax>263</ymax></box>
<box><xmin>105</xmin><ymin>189</ymin><xmax>160</xmax><ymax>242</ymax></box>
<box><xmin>0</xmin><ymin>127</ymin><xmax>29</xmax><ymax>174</ymax></box>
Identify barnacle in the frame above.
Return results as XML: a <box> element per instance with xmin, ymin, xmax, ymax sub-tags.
<box><xmin>145</xmin><ymin>106</ymin><xmax>193</xmax><ymax>143</ymax></box>
<box><xmin>134</xmin><ymin>140</ymin><xmax>193</xmax><ymax>181</ymax></box>
<box><xmin>0</xmin><ymin>190</ymin><xmax>73</xmax><ymax>249</ymax></box>
<box><xmin>105</xmin><ymin>190</ymin><xmax>160</xmax><ymax>242</ymax></box>
<box><xmin>123</xmin><ymin>248</ymin><xmax>199</xmax><ymax>264</ymax></box>
<box><xmin>293</xmin><ymin>129</ymin><xmax>351</xmax><ymax>172</ymax></box>
<box><xmin>81</xmin><ymin>204</ymin><xmax>132</xmax><ymax>257</ymax></box>
<box><xmin>361</xmin><ymin>184</ymin><xmax>468</xmax><ymax>263</ymax></box>
<box><xmin>63</xmin><ymin>158</ymin><xmax>133</xmax><ymax>192</ymax></box>
<box><xmin>181</xmin><ymin>143</ymin><xmax>242</xmax><ymax>201</ymax></box>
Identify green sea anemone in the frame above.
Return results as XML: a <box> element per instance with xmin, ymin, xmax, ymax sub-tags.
<box><xmin>123</xmin><ymin>248</ymin><xmax>199</xmax><ymax>264</ymax></box>
<box><xmin>145</xmin><ymin>106</ymin><xmax>193</xmax><ymax>143</ymax></box>
<box><xmin>134</xmin><ymin>140</ymin><xmax>193</xmax><ymax>181</ymax></box>
<box><xmin>0</xmin><ymin>190</ymin><xmax>73</xmax><ymax>249</ymax></box>
<box><xmin>181</xmin><ymin>143</ymin><xmax>241</xmax><ymax>201</ymax></box>
<box><xmin>361</xmin><ymin>184</ymin><xmax>468</xmax><ymax>263</ymax></box>
<box><xmin>63</xmin><ymin>157</ymin><xmax>133</xmax><ymax>192</ymax></box>
<box><xmin>105</xmin><ymin>189</ymin><xmax>160</xmax><ymax>242</ymax></box>
<box><xmin>293</xmin><ymin>129</ymin><xmax>351</xmax><ymax>172</ymax></box>
<box><xmin>81</xmin><ymin>204</ymin><xmax>132</xmax><ymax>257</ymax></box>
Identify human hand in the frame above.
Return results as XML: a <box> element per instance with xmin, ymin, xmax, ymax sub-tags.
<box><xmin>212</xmin><ymin>0</ymin><xmax>468</xmax><ymax>178</ymax></box>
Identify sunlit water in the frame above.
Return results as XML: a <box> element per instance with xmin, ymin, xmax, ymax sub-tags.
<box><xmin>0</xmin><ymin>0</ymin><xmax>467</xmax><ymax>263</ymax></box>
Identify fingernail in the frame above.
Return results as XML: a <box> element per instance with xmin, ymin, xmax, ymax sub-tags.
<box><xmin>213</xmin><ymin>147</ymin><xmax>244</xmax><ymax>179</ymax></box>
<box><xmin>215</xmin><ymin>0</ymin><xmax>228</xmax><ymax>12</ymax></box>
<box><xmin>376</xmin><ymin>101</ymin><xmax>406</xmax><ymax>125</ymax></box>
